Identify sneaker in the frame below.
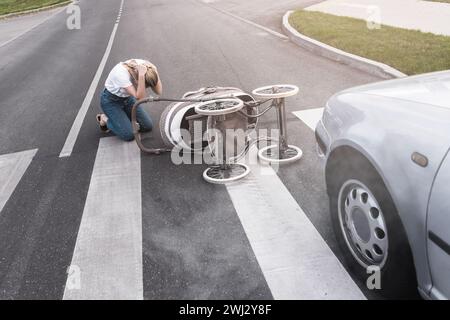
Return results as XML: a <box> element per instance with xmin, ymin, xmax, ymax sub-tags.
<box><xmin>96</xmin><ymin>114</ymin><xmax>110</xmax><ymax>132</ymax></box>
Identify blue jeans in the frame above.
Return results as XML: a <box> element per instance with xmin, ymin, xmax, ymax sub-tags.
<box><xmin>100</xmin><ymin>89</ymin><xmax>153</xmax><ymax>141</ymax></box>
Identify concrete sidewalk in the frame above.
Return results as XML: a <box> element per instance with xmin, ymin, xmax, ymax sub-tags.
<box><xmin>0</xmin><ymin>6</ymin><xmax>66</xmax><ymax>47</ymax></box>
<box><xmin>305</xmin><ymin>0</ymin><xmax>450</xmax><ymax>36</ymax></box>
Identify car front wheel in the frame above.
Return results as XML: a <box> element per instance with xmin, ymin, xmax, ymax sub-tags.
<box><xmin>328</xmin><ymin>158</ymin><xmax>419</xmax><ymax>299</ymax></box>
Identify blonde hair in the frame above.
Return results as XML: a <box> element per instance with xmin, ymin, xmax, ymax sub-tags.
<box><xmin>123</xmin><ymin>59</ymin><xmax>159</xmax><ymax>89</ymax></box>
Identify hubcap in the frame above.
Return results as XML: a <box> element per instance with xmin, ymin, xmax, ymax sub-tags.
<box><xmin>338</xmin><ymin>180</ymin><xmax>389</xmax><ymax>268</ymax></box>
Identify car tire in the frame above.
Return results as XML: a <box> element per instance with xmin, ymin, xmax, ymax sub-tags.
<box><xmin>328</xmin><ymin>156</ymin><xmax>419</xmax><ymax>299</ymax></box>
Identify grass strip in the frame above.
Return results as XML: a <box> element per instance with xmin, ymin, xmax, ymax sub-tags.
<box><xmin>0</xmin><ymin>0</ymin><xmax>68</xmax><ymax>16</ymax></box>
<box><xmin>289</xmin><ymin>10</ymin><xmax>450</xmax><ymax>75</ymax></box>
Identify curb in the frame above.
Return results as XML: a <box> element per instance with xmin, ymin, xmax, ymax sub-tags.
<box><xmin>0</xmin><ymin>0</ymin><xmax>72</xmax><ymax>20</ymax></box>
<box><xmin>282</xmin><ymin>10</ymin><xmax>406</xmax><ymax>79</ymax></box>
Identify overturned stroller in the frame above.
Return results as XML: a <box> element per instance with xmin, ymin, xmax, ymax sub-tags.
<box><xmin>131</xmin><ymin>84</ymin><xmax>302</xmax><ymax>184</ymax></box>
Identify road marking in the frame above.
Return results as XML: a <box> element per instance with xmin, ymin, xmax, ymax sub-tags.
<box><xmin>59</xmin><ymin>0</ymin><xmax>125</xmax><ymax>158</ymax></box>
<box><xmin>226</xmin><ymin>148</ymin><xmax>365</xmax><ymax>299</ymax></box>
<box><xmin>0</xmin><ymin>6</ymin><xmax>66</xmax><ymax>49</ymax></box>
<box><xmin>63</xmin><ymin>137</ymin><xmax>143</xmax><ymax>300</ymax></box>
<box><xmin>0</xmin><ymin>149</ymin><xmax>38</xmax><ymax>215</ymax></box>
<box><xmin>198</xmin><ymin>0</ymin><xmax>288</xmax><ymax>40</ymax></box>
<box><xmin>292</xmin><ymin>107</ymin><xmax>324</xmax><ymax>131</ymax></box>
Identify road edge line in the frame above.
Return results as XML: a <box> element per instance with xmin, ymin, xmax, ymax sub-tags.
<box><xmin>0</xmin><ymin>5</ymin><xmax>68</xmax><ymax>49</ymax></box>
<box><xmin>197</xmin><ymin>0</ymin><xmax>288</xmax><ymax>40</ymax></box>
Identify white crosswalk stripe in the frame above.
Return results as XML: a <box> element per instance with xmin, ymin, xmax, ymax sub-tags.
<box><xmin>63</xmin><ymin>137</ymin><xmax>143</xmax><ymax>300</ymax></box>
<box><xmin>0</xmin><ymin>149</ymin><xmax>38</xmax><ymax>215</ymax></box>
<box><xmin>61</xmin><ymin>106</ymin><xmax>360</xmax><ymax>299</ymax></box>
<box><xmin>292</xmin><ymin>108</ymin><xmax>324</xmax><ymax>131</ymax></box>
<box><xmin>226</xmin><ymin>148</ymin><xmax>365</xmax><ymax>299</ymax></box>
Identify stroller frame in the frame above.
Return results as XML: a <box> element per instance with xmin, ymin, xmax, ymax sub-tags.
<box><xmin>131</xmin><ymin>84</ymin><xmax>302</xmax><ymax>184</ymax></box>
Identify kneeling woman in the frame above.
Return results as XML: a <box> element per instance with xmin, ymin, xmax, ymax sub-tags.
<box><xmin>97</xmin><ymin>59</ymin><xmax>162</xmax><ymax>141</ymax></box>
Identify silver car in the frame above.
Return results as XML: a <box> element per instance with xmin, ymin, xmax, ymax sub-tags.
<box><xmin>316</xmin><ymin>70</ymin><xmax>450</xmax><ymax>299</ymax></box>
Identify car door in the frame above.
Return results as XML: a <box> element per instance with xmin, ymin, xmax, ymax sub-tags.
<box><xmin>427</xmin><ymin>149</ymin><xmax>450</xmax><ymax>299</ymax></box>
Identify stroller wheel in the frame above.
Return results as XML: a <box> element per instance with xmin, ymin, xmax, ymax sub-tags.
<box><xmin>252</xmin><ymin>84</ymin><xmax>299</xmax><ymax>99</ymax></box>
<box><xmin>195</xmin><ymin>98</ymin><xmax>243</xmax><ymax>116</ymax></box>
<box><xmin>203</xmin><ymin>163</ymin><xmax>250</xmax><ymax>184</ymax></box>
<box><xmin>258</xmin><ymin>145</ymin><xmax>302</xmax><ymax>164</ymax></box>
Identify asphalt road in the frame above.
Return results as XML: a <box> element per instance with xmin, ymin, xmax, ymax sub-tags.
<box><xmin>202</xmin><ymin>0</ymin><xmax>324</xmax><ymax>32</ymax></box>
<box><xmin>0</xmin><ymin>0</ymin><xmax>396</xmax><ymax>299</ymax></box>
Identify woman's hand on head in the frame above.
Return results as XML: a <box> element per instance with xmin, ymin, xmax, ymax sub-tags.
<box><xmin>137</xmin><ymin>64</ymin><xmax>147</xmax><ymax>77</ymax></box>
